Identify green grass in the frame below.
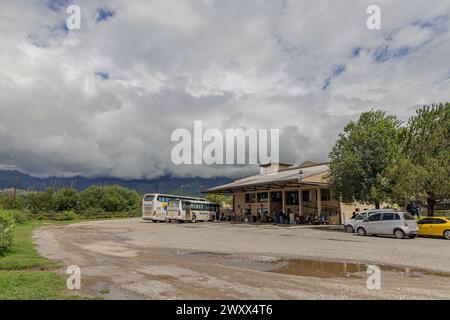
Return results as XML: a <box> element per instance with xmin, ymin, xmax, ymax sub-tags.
<box><xmin>0</xmin><ymin>221</ymin><xmax>62</xmax><ymax>270</ymax></box>
<box><xmin>0</xmin><ymin>216</ymin><xmax>129</xmax><ymax>299</ymax></box>
<box><xmin>0</xmin><ymin>220</ymin><xmax>73</xmax><ymax>299</ymax></box>
<box><xmin>0</xmin><ymin>271</ymin><xmax>65</xmax><ymax>300</ymax></box>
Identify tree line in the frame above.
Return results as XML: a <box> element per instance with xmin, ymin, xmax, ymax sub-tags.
<box><xmin>327</xmin><ymin>103</ymin><xmax>450</xmax><ymax>216</ymax></box>
<box><xmin>0</xmin><ymin>185</ymin><xmax>141</xmax><ymax>219</ymax></box>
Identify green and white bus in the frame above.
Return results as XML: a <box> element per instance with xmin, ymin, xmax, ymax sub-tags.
<box><xmin>177</xmin><ymin>199</ymin><xmax>220</xmax><ymax>223</ymax></box>
<box><xmin>142</xmin><ymin>193</ymin><xmax>219</xmax><ymax>223</ymax></box>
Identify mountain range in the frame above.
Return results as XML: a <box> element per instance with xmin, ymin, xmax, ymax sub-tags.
<box><xmin>0</xmin><ymin>170</ymin><xmax>233</xmax><ymax>196</ymax></box>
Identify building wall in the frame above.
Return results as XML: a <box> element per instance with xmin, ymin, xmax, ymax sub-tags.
<box><xmin>340</xmin><ymin>202</ymin><xmax>372</xmax><ymax>223</ymax></box>
<box><xmin>234</xmin><ymin>193</ymin><xmax>246</xmax><ymax>218</ymax></box>
<box><xmin>233</xmin><ymin>187</ymin><xmax>341</xmax><ymax>221</ymax></box>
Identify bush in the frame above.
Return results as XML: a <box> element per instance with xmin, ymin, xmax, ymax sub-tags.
<box><xmin>0</xmin><ymin>212</ymin><xmax>15</xmax><ymax>254</ymax></box>
<box><xmin>80</xmin><ymin>185</ymin><xmax>140</xmax><ymax>213</ymax></box>
<box><xmin>8</xmin><ymin>210</ymin><xmax>30</xmax><ymax>224</ymax></box>
<box><xmin>58</xmin><ymin>211</ymin><xmax>78</xmax><ymax>221</ymax></box>
<box><xmin>2</xmin><ymin>184</ymin><xmax>142</xmax><ymax>221</ymax></box>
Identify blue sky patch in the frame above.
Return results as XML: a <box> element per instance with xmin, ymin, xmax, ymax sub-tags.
<box><xmin>95</xmin><ymin>72</ymin><xmax>110</xmax><ymax>80</ymax></box>
<box><xmin>373</xmin><ymin>46</ymin><xmax>390</xmax><ymax>63</ymax></box>
<box><xmin>47</xmin><ymin>0</ymin><xmax>71</xmax><ymax>12</ymax></box>
<box><xmin>96</xmin><ymin>8</ymin><xmax>115</xmax><ymax>22</ymax></box>
<box><xmin>322</xmin><ymin>65</ymin><xmax>346</xmax><ymax>90</ymax></box>
<box><xmin>351</xmin><ymin>47</ymin><xmax>361</xmax><ymax>57</ymax></box>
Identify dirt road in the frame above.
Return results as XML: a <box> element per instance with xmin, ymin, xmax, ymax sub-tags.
<box><xmin>34</xmin><ymin>218</ymin><xmax>450</xmax><ymax>299</ymax></box>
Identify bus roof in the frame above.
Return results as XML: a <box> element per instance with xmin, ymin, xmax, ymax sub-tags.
<box><xmin>181</xmin><ymin>199</ymin><xmax>218</xmax><ymax>205</ymax></box>
<box><xmin>143</xmin><ymin>193</ymin><xmax>206</xmax><ymax>202</ymax></box>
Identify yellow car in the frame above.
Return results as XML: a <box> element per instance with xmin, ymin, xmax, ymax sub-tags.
<box><xmin>417</xmin><ymin>217</ymin><xmax>450</xmax><ymax>239</ymax></box>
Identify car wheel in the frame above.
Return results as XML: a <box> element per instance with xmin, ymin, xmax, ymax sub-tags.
<box><xmin>345</xmin><ymin>225</ymin><xmax>354</xmax><ymax>233</ymax></box>
<box><xmin>444</xmin><ymin>230</ymin><xmax>450</xmax><ymax>240</ymax></box>
<box><xmin>357</xmin><ymin>228</ymin><xmax>366</xmax><ymax>236</ymax></box>
<box><xmin>394</xmin><ymin>229</ymin><xmax>405</xmax><ymax>239</ymax></box>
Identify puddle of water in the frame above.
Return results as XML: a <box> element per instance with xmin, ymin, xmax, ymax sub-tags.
<box><xmin>177</xmin><ymin>250</ymin><xmax>231</xmax><ymax>257</ymax></box>
<box><xmin>270</xmin><ymin>259</ymin><xmax>450</xmax><ymax>279</ymax></box>
<box><xmin>91</xmin><ymin>282</ymin><xmax>141</xmax><ymax>300</ymax></box>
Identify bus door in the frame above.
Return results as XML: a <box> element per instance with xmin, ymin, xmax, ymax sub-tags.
<box><xmin>184</xmin><ymin>201</ymin><xmax>192</xmax><ymax>220</ymax></box>
<box><xmin>167</xmin><ymin>200</ymin><xmax>180</xmax><ymax>220</ymax></box>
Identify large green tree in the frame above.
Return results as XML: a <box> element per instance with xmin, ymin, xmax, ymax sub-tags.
<box><xmin>386</xmin><ymin>103</ymin><xmax>450</xmax><ymax>216</ymax></box>
<box><xmin>327</xmin><ymin>110</ymin><xmax>402</xmax><ymax>208</ymax></box>
<box><xmin>205</xmin><ymin>194</ymin><xmax>233</xmax><ymax>209</ymax></box>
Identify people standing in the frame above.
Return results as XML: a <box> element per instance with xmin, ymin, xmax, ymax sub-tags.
<box><xmin>415</xmin><ymin>204</ymin><xmax>421</xmax><ymax>219</ymax></box>
<box><xmin>288</xmin><ymin>209</ymin><xmax>295</xmax><ymax>225</ymax></box>
<box><xmin>319</xmin><ymin>215</ymin><xmax>325</xmax><ymax>225</ymax></box>
<box><xmin>306</xmin><ymin>215</ymin><xmax>312</xmax><ymax>224</ymax></box>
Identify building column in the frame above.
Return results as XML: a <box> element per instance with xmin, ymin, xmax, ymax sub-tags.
<box><xmin>317</xmin><ymin>188</ymin><xmax>322</xmax><ymax>217</ymax></box>
<box><xmin>254</xmin><ymin>192</ymin><xmax>258</xmax><ymax>216</ymax></box>
<box><xmin>298</xmin><ymin>189</ymin><xmax>302</xmax><ymax>216</ymax></box>
<box><xmin>282</xmin><ymin>190</ymin><xmax>286</xmax><ymax>213</ymax></box>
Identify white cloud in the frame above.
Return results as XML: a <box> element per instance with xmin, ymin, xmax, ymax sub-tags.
<box><xmin>0</xmin><ymin>0</ymin><xmax>449</xmax><ymax>179</ymax></box>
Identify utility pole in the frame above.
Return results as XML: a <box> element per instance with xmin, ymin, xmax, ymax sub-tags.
<box><xmin>11</xmin><ymin>176</ymin><xmax>20</xmax><ymax>209</ymax></box>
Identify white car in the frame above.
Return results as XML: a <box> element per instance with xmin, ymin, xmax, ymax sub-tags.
<box><xmin>344</xmin><ymin>209</ymin><xmax>393</xmax><ymax>233</ymax></box>
<box><xmin>356</xmin><ymin>211</ymin><xmax>418</xmax><ymax>239</ymax></box>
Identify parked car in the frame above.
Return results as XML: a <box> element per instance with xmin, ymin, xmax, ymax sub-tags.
<box><xmin>417</xmin><ymin>217</ymin><xmax>450</xmax><ymax>240</ymax></box>
<box><xmin>344</xmin><ymin>209</ymin><xmax>392</xmax><ymax>233</ymax></box>
<box><xmin>356</xmin><ymin>211</ymin><xmax>418</xmax><ymax>239</ymax></box>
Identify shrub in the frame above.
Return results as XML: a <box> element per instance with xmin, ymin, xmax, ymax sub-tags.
<box><xmin>8</xmin><ymin>210</ymin><xmax>30</xmax><ymax>224</ymax></box>
<box><xmin>58</xmin><ymin>211</ymin><xmax>78</xmax><ymax>221</ymax></box>
<box><xmin>80</xmin><ymin>185</ymin><xmax>140</xmax><ymax>213</ymax></box>
<box><xmin>0</xmin><ymin>212</ymin><xmax>15</xmax><ymax>254</ymax></box>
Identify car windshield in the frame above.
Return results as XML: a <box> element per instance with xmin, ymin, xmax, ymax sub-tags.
<box><xmin>403</xmin><ymin>212</ymin><xmax>416</xmax><ymax>220</ymax></box>
<box><xmin>355</xmin><ymin>215</ymin><xmax>365</xmax><ymax>220</ymax></box>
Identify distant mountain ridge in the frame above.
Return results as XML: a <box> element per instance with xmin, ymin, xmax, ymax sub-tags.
<box><xmin>0</xmin><ymin>170</ymin><xmax>233</xmax><ymax>196</ymax></box>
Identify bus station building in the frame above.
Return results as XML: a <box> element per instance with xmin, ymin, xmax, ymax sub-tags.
<box><xmin>204</xmin><ymin>161</ymin><xmax>367</xmax><ymax>225</ymax></box>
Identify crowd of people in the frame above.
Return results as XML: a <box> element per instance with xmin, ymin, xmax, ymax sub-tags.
<box><xmin>214</xmin><ymin>208</ymin><xmax>327</xmax><ymax>225</ymax></box>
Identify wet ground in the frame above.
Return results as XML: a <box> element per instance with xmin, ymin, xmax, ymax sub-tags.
<box><xmin>34</xmin><ymin>218</ymin><xmax>450</xmax><ymax>299</ymax></box>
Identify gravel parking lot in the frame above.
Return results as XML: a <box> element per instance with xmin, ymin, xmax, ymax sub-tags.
<box><xmin>34</xmin><ymin>218</ymin><xmax>450</xmax><ymax>299</ymax></box>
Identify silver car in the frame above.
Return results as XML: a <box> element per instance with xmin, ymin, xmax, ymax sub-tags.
<box><xmin>356</xmin><ymin>211</ymin><xmax>418</xmax><ymax>239</ymax></box>
<box><xmin>344</xmin><ymin>209</ymin><xmax>393</xmax><ymax>233</ymax></box>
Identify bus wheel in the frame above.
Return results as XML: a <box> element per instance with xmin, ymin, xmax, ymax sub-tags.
<box><xmin>192</xmin><ymin>215</ymin><xmax>197</xmax><ymax>223</ymax></box>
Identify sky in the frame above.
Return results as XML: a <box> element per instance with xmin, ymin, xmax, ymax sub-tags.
<box><xmin>0</xmin><ymin>0</ymin><xmax>449</xmax><ymax>179</ymax></box>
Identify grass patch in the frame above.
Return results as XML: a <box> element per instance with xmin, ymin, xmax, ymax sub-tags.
<box><xmin>0</xmin><ymin>271</ymin><xmax>65</xmax><ymax>300</ymax></box>
<box><xmin>0</xmin><ymin>221</ymin><xmax>65</xmax><ymax>270</ymax></box>
<box><xmin>0</xmin><ymin>220</ymin><xmax>77</xmax><ymax>299</ymax></box>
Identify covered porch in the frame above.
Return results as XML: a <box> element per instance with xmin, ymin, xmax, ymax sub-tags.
<box><xmin>233</xmin><ymin>185</ymin><xmax>341</xmax><ymax>225</ymax></box>
<box><xmin>203</xmin><ymin>162</ymin><xmax>343</xmax><ymax>225</ymax></box>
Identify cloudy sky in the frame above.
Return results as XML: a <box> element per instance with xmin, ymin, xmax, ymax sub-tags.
<box><xmin>1</xmin><ymin>0</ymin><xmax>449</xmax><ymax>179</ymax></box>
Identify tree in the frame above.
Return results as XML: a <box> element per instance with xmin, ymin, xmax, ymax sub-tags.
<box><xmin>54</xmin><ymin>188</ymin><xmax>82</xmax><ymax>212</ymax></box>
<box><xmin>26</xmin><ymin>188</ymin><xmax>57</xmax><ymax>213</ymax></box>
<box><xmin>327</xmin><ymin>110</ymin><xmax>402</xmax><ymax>208</ymax></box>
<box><xmin>386</xmin><ymin>103</ymin><xmax>450</xmax><ymax>216</ymax></box>
<box><xmin>205</xmin><ymin>194</ymin><xmax>232</xmax><ymax>209</ymax></box>
<box><xmin>80</xmin><ymin>185</ymin><xmax>140</xmax><ymax>213</ymax></box>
